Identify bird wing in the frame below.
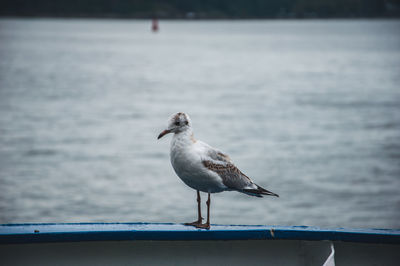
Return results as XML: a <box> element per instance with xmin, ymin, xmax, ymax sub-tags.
<box><xmin>198</xmin><ymin>141</ymin><xmax>253</xmax><ymax>190</ymax></box>
<box><xmin>202</xmin><ymin>159</ymin><xmax>254</xmax><ymax>190</ymax></box>
<box><xmin>199</xmin><ymin>141</ymin><xmax>279</xmax><ymax>198</ymax></box>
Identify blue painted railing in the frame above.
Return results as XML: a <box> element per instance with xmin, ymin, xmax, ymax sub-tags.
<box><xmin>0</xmin><ymin>223</ymin><xmax>399</xmax><ymax>244</ymax></box>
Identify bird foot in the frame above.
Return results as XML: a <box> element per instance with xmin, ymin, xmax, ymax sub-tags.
<box><xmin>184</xmin><ymin>221</ymin><xmax>210</xmax><ymax>229</ymax></box>
<box><xmin>184</xmin><ymin>220</ymin><xmax>203</xmax><ymax>227</ymax></box>
<box><xmin>194</xmin><ymin>223</ymin><xmax>210</xmax><ymax>230</ymax></box>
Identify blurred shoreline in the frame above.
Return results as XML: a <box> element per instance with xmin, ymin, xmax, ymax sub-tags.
<box><xmin>1</xmin><ymin>16</ymin><xmax>400</xmax><ymax>21</ymax></box>
<box><xmin>1</xmin><ymin>0</ymin><xmax>400</xmax><ymax>20</ymax></box>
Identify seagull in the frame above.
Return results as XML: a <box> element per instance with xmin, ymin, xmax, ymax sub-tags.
<box><xmin>157</xmin><ymin>112</ymin><xmax>278</xmax><ymax>229</ymax></box>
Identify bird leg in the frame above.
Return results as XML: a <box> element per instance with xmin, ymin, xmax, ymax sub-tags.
<box><xmin>194</xmin><ymin>193</ymin><xmax>211</xmax><ymax>229</ymax></box>
<box><xmin>184</xmin><ymin>190</ymin><xmax>203</xmax><ymax>226</ymax></box>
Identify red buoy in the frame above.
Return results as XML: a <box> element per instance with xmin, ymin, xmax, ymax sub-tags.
<box><xmin>152</xmin><ymin>19</ymin><xmax>159</xmax><ymax>32</ymax></box>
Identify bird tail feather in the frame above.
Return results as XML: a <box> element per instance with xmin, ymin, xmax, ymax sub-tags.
<box><xmin>241</xmin><ymin>184</ymin><xmax>279</xmax><ymax>198</ymax></box>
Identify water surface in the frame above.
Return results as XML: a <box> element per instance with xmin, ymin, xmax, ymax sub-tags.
<box><xmin>0</xmin><ymin>19</ymin><xmax>399</xmax><ymax>228</ymax></box>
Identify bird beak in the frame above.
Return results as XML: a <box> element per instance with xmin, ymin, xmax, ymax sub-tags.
<box><xmin>157</xmin><ymin>129</ymin><xmax>171</xmax><ymax>139</ymax></box>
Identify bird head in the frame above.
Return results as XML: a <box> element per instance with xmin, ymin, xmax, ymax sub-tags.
<box><xmin>158</xmin><ymin>112</ymin><xmax>191</xmax><ymax>139</ymax></box>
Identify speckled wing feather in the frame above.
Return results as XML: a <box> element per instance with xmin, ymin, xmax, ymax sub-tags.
<box><xmin>202</xmin><ymin>146</ymin><xmax>279</xmax><ymax>198</ymax></box>
<box><xmin>202</xmin><ymin>160</ymin><xmax>253</xmax><ymax>190</ymax></box>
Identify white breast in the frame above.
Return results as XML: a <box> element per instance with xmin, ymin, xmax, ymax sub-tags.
<box><xmin>170</xmin><ymin>134</ymin><xmax>226</xmax><ymax>193</ymax></box>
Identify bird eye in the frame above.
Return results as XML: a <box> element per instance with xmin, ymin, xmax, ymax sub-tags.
<box><xmin>174</xmin><ymin>121</ymin><xmax>180</xmax><ymax>126</ymax></box>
